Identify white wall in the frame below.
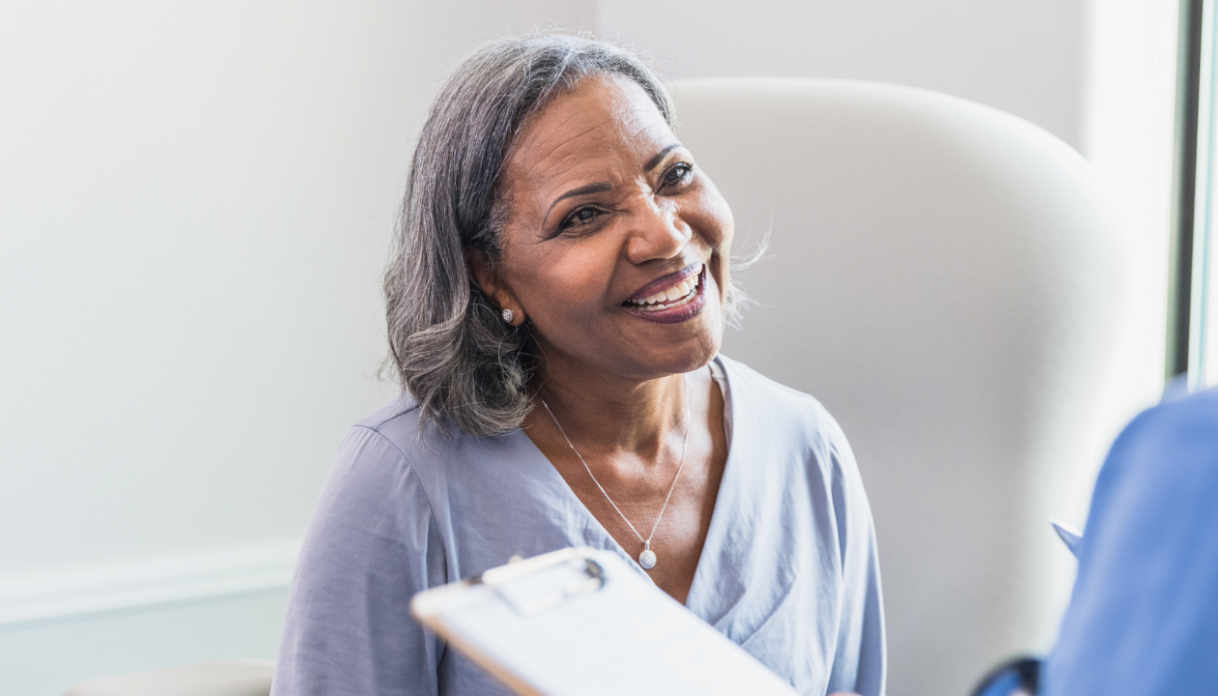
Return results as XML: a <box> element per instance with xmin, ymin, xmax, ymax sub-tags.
<box><xmin>0</xmin><ymin>591</ymin><xmax>289</xmax><ymax>696</ymax></box>
<box><xmin>599</xmin><ymin>0</ymin><xmax>1087</xmax><ymax>148</ymax></box>
<box><xmin>0</xmin><ymin>2</ymin><xmax>593</xmax><ymax>694</ymax></box>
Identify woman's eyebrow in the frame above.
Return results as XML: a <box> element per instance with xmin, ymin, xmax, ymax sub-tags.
<box><xmin>645</xmin><ymin>143</ymin><xmax>683</xmax><ymax>172</ymax></box>
<box><xmin>546</xmin><ymin>182</ymin><xmax>613</xmax><ymax>220</ymax></box>
<box><xmin>542</xmin><ymin>144</ymin><xmax>685</xmax><ymax>222</ymax></box>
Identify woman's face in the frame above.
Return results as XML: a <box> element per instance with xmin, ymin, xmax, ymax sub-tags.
<box><xmin>476</xmin><ymin>74</ymin><xmax>734</xmax><ymax>382</ymax></box>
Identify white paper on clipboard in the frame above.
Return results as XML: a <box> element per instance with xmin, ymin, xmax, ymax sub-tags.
<box><xmin>410</xmin><ymin>547</ymin><xmax>799</xmax><ymax>696</ymax></box>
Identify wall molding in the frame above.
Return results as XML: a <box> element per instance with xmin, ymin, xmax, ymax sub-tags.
<box><xmin>0</xmin><ymin>541</ymin><xmax>299</xmax><ymax>628</ymax></box>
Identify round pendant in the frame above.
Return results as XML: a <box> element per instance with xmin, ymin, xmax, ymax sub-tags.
<box><xmin>638</xmin><ymin>548</ymin><xmax>657</xmax><ymax>569</ymax></box>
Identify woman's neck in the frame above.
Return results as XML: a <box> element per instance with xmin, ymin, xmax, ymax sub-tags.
<box><xmin>528</xmin><ymin>358</ymin><xmax>692</xmax><ymax>459</ymax></box>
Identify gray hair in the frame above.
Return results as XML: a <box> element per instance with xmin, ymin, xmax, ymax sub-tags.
<box><xmin>384</xmin><ymin>33</ymin><xmax>746</xmax><ymax>438</ymax></box>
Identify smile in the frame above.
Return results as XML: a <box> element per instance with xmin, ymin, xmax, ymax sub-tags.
<box><xmin>621</xmin><ymin>262</ymin><xmax>708</xmax><ymax>324</ymax></box>
<box><xmin>625</xmin><ymin>262</ymin><xmax>704</xmax><ymax>310</ymax></box>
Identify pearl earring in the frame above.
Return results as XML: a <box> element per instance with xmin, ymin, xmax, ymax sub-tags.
<box><xmin>501</xmin><ymin>308</ymin><xmax>514</xmax><ymax>324</ymax></box>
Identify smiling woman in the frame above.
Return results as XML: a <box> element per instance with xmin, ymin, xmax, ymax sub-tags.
<box><xmin>383</xmin><ymin>39</ymin><xmax>748</xmax><ymax>439</ymax></box>
<box><xmin>271</xmin><ymin>34</ymin><xmax>885</xmax><ymax>696</ymax></box>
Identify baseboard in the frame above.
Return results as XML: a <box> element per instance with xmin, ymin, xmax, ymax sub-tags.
<box><xmin>0</xmin><ymin>541</ymin><xmax>300</xmax><ymax>629</ymax></box>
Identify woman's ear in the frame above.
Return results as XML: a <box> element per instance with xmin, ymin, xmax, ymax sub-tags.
<box><xmin>465</xmin><ymin>248</ymin><xmax>525</xmax><ymax>326</ymax></box>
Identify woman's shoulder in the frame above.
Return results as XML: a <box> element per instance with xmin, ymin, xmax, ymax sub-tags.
<box><xmin>318</xmin><ymin>393</ymin><xmax>475</xmax><ymax>522</ymax></box>
<box><xmin>346</xmin><ymin>392</ymin><xmax>475</xmax><ymax>472</ymax></box>
<box><xmin>716</xmin><ymin>354</ymin><xmax>847</xmax><ymax>442</ymax></box>
<box><xmin>329</xmin><ymin>393</ymin><xmax>534</xmax><ymax>511</ymax></box>
<box><xmin>352</xmin><ymin>392</ymin><xmax>424</xmax><ymax>444</ymax></box>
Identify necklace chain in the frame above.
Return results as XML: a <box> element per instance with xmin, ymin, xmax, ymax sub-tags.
<box><xmin>539</xmin><ymin>374</ymin><xmax>691</xmax><ymax>570</ymax></box>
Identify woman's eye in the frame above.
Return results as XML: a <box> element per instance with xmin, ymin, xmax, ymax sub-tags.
<box><xmin>662</xmin><ymin>162</ymin><xmax>694</xmax><ymax>189</ymax></box>
<box><xmin>560</xmin><ymin>206</ymin><xmax>602</xmax><ymax>231</ymax></box>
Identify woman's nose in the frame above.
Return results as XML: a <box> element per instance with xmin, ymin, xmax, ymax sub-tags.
<box><xmin>624</xmin><ymin>201</ymin><xmax>691</xmax><ymax>264</ymax></box>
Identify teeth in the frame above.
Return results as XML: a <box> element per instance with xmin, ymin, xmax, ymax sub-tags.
<box><xmin>628</xmin><ymin>264</ymin><xmax>705</xmax><ymax>309</ymax></box>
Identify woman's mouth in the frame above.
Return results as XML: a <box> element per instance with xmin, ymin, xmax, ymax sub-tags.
<box><xmin>621</xmin><ymin>262</ymin><xmax>707</xmax><ymax>323</ymax></box>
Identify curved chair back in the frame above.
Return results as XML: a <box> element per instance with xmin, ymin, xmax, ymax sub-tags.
<box><xmin>673</xmin><ymin>78</ymin><xmax>1123</xmax><ymax>696</ymax></box>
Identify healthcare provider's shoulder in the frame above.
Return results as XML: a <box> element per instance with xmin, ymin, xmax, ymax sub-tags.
<box><xmin>1096</xmin><ymin>386</ymin><xmax>1218</xmax><ymax>504</ymax></box>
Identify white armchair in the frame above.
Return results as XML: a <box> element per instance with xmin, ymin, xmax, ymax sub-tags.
<box><xmin>673</xmin><ymin>78</ymin><xmax>1123</xmax><ymax>696</ymax></box>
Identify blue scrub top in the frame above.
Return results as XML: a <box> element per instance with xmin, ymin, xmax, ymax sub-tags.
<box><xmin>1043</xmin><ymin>388</ymin><xmax>1218</xmax><ymax>696</ymax></box>
<box><xmin>271</xmin><ymin>355</ymin><xmax>886</xmax><ymax>696</ymax></box>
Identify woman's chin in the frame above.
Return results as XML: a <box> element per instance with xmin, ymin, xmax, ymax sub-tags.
<box><xmin>627</xmin><ymin>324</ymin><xmax>723</xmax><ymax>379</ymax></box>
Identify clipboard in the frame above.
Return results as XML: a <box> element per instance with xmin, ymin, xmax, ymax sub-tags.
<box><xmin>410</xmin><ymin>547</ymin><xmax>800</xmax><ymax>696</ymax></box>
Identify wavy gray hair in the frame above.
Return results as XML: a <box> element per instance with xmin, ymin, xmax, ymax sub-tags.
<box><xmin>384</xmin><ymin>33</ymin><xmax>747</xmax><ymax>438</ymax></box>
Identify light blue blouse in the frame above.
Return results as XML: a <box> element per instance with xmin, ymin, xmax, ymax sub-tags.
<box><xmin>272</xmin><ymin>355</ymin><xmax>886</xmax><ymax>696</ymax></box>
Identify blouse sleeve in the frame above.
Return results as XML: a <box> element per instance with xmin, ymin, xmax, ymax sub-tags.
<box><xmin>271</xmin><ymin>425</ymin><xmax>448</xmax><ymax>696</ymax></box>
<box><xmin>824</xmin><ymin>413</ymin><xmax>887</xmax><ymax>696</ymax></box>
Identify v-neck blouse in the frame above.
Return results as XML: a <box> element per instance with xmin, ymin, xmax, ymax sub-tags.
<box><xmin>272</xmin><ymin>355</ymin><xmax>886</xmax><ymax>696</ymax></box>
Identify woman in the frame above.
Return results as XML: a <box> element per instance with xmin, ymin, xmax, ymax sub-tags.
<box><xmin>273</xmin><ymin>34</ymin><xmax>885</xmax><ymax>696</ymax></box>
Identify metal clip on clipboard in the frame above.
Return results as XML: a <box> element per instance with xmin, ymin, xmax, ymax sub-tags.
<box><xmin>411</xmin><ymin>547</ymin><xmax>800</xmax><ymax>696</ymax></box>
<box><xmin>474</xmin><ymin>548</ymin><xmax>605</xmax><ymax>619</ymax></box>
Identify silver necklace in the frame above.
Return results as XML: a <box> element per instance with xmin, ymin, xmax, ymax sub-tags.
<box><xmin>539</xmin><ymin>375</ymin><xmax>690</xmax><ymax>571</ymax></box>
